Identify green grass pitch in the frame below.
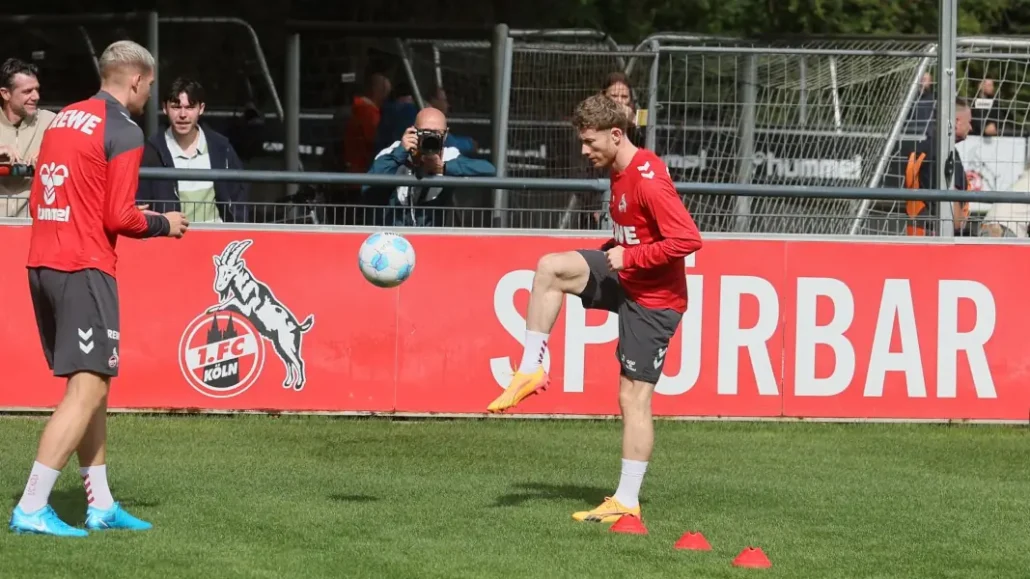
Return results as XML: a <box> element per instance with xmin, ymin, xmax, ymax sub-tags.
<box><xmin>0</xmin><ymin>415</ymin><xmax>1027</xmax><ymax>578</ymax></box>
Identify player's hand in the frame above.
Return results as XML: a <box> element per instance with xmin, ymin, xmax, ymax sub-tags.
<box><xmin>401</xmin><ymin>126</ymin><xmax>418</xmax><ymax>154</ymax></box>
<box><xmin>605</xmin><ymin>245</ymin><xmax>626</xmax><ymax>271</ymax></box>
<box><xmin>164</xmin><ymin>211</ymin><xmax>190</xmax><ymax>238</ymax></box>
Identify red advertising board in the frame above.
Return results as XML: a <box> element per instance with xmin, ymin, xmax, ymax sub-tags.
<box><xmin>0</xmin><ymin>223</ymin><xmax>1026</xmax><ymax>422</ymax></box>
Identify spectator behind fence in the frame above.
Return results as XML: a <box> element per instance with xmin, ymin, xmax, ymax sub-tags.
<box><xmin>903</xmin><ymin>97</ymin><xmax>973</xmax><ymax>236</ymax></box>
<box><xmin>363</xmin><ymin>106</ymin><xmax>495</xmax><ymax>227</ymax></box>
<box><xmin>375</xmin><ymin>80</ymin><xmax>477</xmax><ymax>156</ymax></box>
<box><xmin>602</xmin><ymin>72</ymin><xmax>642</xmax><ymax>146</ymax></box>
<box><xmin>426</xmin><ymin>87</ymin><xmax>477</xmax><ymax>154</ymax></box>
<box><xmin>136</xmin><ymin>76</ymin><xmax>248</xmax><ymax>223</ymax></box>
<box><xmin>972</xmin><ymin>78</ymin><xmax>1001</xmax><ymax>137</ymax></box>
<box><xmin>343</xmin><ymin>70</ymin><xmax>391</xmax><ymax>174</ymax></box>
<box><xmin>979</xmin><ymin>167</ymin><xmax>1030</xmax><ymax>237</ymax></box>
<box><xmin>0</xmin><ymin>58</ymin><xmax>56</xmax><ymax>218</ymax></box>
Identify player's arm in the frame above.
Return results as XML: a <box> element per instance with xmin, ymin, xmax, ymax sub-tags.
<box><xmin>104</xmin><ymin>116</ymin><xmax>168</xmax><ymax>238</ymax></box>
<box><xmin>623</xmin><ymin>179</ymin><xmax>703</xmax><ymax>269</ymax></box>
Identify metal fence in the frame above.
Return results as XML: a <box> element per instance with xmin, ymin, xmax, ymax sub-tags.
<box><xmin>111</xmin><ymin>168</ymin><xmax>1030</xmax><ymax>239</ymax></box>
<box><xmin>286</xmin><ymin>25</ymin><xmax>1030</xmax><ymax>237</ymax></box>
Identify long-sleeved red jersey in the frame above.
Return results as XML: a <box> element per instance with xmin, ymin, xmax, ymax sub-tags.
<box><xmin>26</xmin><ymin>91</ymin><xmax>168</xmax><ymax>278</ymax></box>
<box><xmin>607</xmin><ymin>148</ymin><xmax>703</xmax><ymax>314</ymax></box>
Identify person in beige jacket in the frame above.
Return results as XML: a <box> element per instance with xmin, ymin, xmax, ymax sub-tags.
<box><xmin>0</xmin><ymin>58</ymin><xmax>56</xmax><ymax>218</ymax></box>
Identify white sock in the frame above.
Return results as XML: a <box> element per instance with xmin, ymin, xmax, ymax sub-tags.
<box><xmin>613</xmin><ymin>459</ymin><xmax>648</xmax><ymax>508</ymax></box>
<box><xmin>517</xmin><ymin>331</ymin><xmax>549</xmax><ymax>374</ymax></box>
<box><xmin>17</xmin><ymin>461</ymin><xmax>61</xmax><ymax>513</ymax></box>
<box><xmin>80</xmin><ymin>465</ymin><xmax>115</xmax><ymax>510</ymax></box>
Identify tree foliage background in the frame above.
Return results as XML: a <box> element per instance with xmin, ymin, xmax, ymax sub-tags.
<box><xmin>545</xmin><ymin>0</ymin><xmax>1029</xmax><ymax>41</ymax></box>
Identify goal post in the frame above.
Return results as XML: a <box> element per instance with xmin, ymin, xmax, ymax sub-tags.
<box><xmin>645</xmin><ymin>36</ymin><xmax>936</xmax><ymax>235</ymax></box>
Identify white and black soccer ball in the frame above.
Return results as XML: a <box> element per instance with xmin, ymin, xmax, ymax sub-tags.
<box><xmin>358</xmin><ymin>231</ymin><xmax>416</xmax><ymax>288</ymax></box>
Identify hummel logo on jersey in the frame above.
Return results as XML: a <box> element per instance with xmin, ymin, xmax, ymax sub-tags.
<box><xmin>637</xmin><ymin>161</ymin><xmax>655</xmax><ymax>180</ymax></box>
<box><xmin>78</xmin><ymin>327</ymin><xmax>94</xmax><ymax>354</ymax></box>
<box><xmin>36</xmin><ymin>162</ymin><xmax>72</xmax><ymax>222</ymax></box>
<box><xmin>39</xmin><ymin>162</ymin><xmax>69</xmax><ymax>205</ymax></box>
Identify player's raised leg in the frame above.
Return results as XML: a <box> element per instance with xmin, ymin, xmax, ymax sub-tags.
<box><xmin>573</xmin><ymin>301</ymin><xmax>681</xmax><ymax>523</ymax></box>
<box><xmin>487</xmin><ymin>250</ymin><xmax>593</xmax><ymax>413</ymax></box>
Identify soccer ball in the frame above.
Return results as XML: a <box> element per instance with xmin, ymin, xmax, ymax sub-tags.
<box><xmin>358</xmin><ymin>231</ymin><xmax>416</xmax><ymax>288</ymax></box>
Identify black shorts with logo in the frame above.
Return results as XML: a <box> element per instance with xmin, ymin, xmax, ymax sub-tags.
<box><xmin>27</xmin><ymin>267</ymin><xmax>121</xmax><ymax>378</ymax></box>
<box><xmin>574</xmin><ymin>250</ymin><xmax>683</xmax><ymax>384</ymax></box>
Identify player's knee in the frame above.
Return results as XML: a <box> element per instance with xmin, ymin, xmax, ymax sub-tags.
<box><xmin>533</xmin><ymin>252</ymin><xmax>567</xmax><ymax>289</ymax></box>
<box><xmin>534</xmin><ymin>251</ymin><xmax>588</xmax><ymax>293</ymax></box>
<box><xmin>618</xmin><ymin>378</ymin><xmax>655</xmax><ymax>412</ymax></box>
<box><xmin>64</xmin><ymin>371</ymin><xmax>110</xmax><ymax>410</ymax></box>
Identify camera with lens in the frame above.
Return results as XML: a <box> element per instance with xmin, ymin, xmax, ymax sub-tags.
<box><xmin>415</xmin><ymin>129</ymin><xmax>444</xmax><ymax>156</ymax></box>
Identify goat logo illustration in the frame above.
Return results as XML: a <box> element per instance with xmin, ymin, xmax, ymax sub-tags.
<box><xmin>178</xmin><ymin>239</ymin><xmax>315</xmax><ymax>398</ymax></box>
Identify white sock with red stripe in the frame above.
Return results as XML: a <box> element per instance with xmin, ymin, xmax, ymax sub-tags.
<box><xmin>80</xmin><ymin>465</ymin><xmax>114</xmax><ymax>510</ymax></box>
<box><xmin>518</xmin><ymin>331</ymin><xmax>549</xmax><ymax>374</ymax></box>
<box><xmin>613</xmin><ymin>459</ymin><xmax>648</xmax><ymax>509</ymax></box>
<box><xmin>17</xmin><ymin>461</ymin><xmax>61</xmax><ymax>513</ymax></box>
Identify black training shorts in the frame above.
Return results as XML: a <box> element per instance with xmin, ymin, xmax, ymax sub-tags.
<box><xmin>574</xmin><ymin>250</ymin><xmax>683</xmax><ymax>384</ymax></box>
<box><xmin>27</xmin><ymin>267</ymin><xmax>121</xmax><ymax>378</ymax></box>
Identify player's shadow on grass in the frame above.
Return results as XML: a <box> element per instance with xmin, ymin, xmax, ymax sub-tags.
<box><xmin>9</xmin><ymin>491</ymin><xmax>160</xmax><ymax>526</ymax></box>
<box><xmin>328</xmin><ymin>493</ymin><xmax>379</xmax><ymax>503</ymax></box>
<box><xmin>492</xmin><ymin>482</ymin><xmax>609</xmax><ymax>508</ymax></box>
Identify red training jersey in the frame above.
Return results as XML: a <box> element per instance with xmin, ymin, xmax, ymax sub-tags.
<box><xmin>27</xmin><ymin>91</ymin><xmax>156</xmax><ymax>278</ymax></box>
<box><xmin>608</xmin><ymin>148</ymin><xmax>703</xmax><ymax>313</ymax></box>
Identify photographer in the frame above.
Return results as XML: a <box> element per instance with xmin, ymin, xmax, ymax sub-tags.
<box><xmin>363</xmin><ymin>106</ymin><xmax>494</xmax><ymax>227</ymax></box>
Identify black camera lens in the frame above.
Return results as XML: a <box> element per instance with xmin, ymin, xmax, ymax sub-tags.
<box><xmin>422</xmin><ymin>135</ymin><xmax>441</xmax><ymax>153</ymax></box>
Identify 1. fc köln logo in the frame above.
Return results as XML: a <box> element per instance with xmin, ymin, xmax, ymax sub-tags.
<box><xmin>178</xmin><ymin>239</ymin><xmax>315</xmax><ymax>399</ymax></box>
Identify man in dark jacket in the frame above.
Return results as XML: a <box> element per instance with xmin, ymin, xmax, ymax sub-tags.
<box><xmin>136</xmin><ymin>77</ymin><xmax>249</xmax><ymax>222</ymax></box>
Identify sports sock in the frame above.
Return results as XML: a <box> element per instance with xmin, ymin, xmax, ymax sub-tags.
<box><xmin>17</xmin><ymin>461</ymin><xmax>61</xmax><ymax>514</ymax></box>
<box><xmin>517</xmin><ymin>330</ymin><xmax>549</xmax><ymax>374</ymax></box>
<box><xmin>613</xmin><ymin>459</ymin><xmax>648</xmax><ymax>509</ymax></box>
<box><xmin>80</xmin><ymin>465</ymin><xmax>114</xmax><ymax>510</ymax></box>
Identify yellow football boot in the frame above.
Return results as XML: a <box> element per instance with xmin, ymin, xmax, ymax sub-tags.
<box><xmin>487</xmin><ymin>367</ymin><xmax>549</xmax><ymax>413</ymax></box>
<box><xmin>571</xmin><ymin>496</ymin><xmax>641</xmax><ymax>523</ymax></box>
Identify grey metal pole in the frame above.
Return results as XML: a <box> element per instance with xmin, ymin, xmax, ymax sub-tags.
<box><xmin>937</xmin><ymin>0</ymin><xmax>958</xmax><ymax>238</ymax></box>
<box><xmin>491</xmin><ymin>24</ymin><xmax>512</xmax><ymax>228</ymax></box>
<box><xmin>285</xmin><ymin>33</ymin><xmax>301</xmax><ymax>198</ymax></box>
<box><xmin>146</xmin><ymin>11</ymin><xmax>159</xmax><ymax>139</ymax></box>
<box><xmin>798</xmin><ymin>57</ymin><xmax>807</xmax><ymax>126</ymax></box>
<box><xmin>734</xmin><ymin>54</ymin><xmax>759</xmax><ymax>232</ymax></box>
<box><xmin>645</xmin><ymin>40</ymin><xmax>660</xmax><ymax>150</ymax></box>
<box><xmin>395</xmin><ymin>39</ymin><xmax>425</xmax><ymax>109</ymax></box>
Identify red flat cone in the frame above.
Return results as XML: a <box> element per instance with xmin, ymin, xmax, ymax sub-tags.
<box><xmin>610</xmin><ymin>515</ymin><xmax>648</xmax><ymax>535</ymax></box>
<box><xmin>673</xmin><ymin>531</ymin><xmax>711</xmax><ymax>550</ymax></box>
<box><xmin>732</xmin><ymin>546</ymin><xmax>771</xmax><ymax>568</ymax></box>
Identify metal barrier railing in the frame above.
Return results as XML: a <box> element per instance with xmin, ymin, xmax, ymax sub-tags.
<box><xmin>3</xmin><ymin>169</ymin><xmax>1028</xmax><ymax>236</ymax></box>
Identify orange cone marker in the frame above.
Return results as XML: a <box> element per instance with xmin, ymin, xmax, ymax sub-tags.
<box><xmin>609</xmin><ymin>514</ymin><xmax>648</xmax><ymax>535</ymax></box>
<box><xmin>732</xmin><ymin>546</ymin><xmax>772</xmax><ymax>568</ymax></box>
<box><xmin>673</xmin><ymin>531</ymin><xmax>711</xmax><ymax>550</ymax></box>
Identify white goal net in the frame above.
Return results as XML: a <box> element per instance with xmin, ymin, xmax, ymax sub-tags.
<box><xmin>647</xmin><ymin>36</ymin><xmax>935</xmax><ymax>235</ymax></box>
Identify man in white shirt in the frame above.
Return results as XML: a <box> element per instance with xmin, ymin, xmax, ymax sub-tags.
<box><xmin>0</xmin><ymin>58</ymin><xmax>56</xmax><ymax>218</ymax></box>
<box><xmin>136</xmin><ymin>76</ymin><xmax>248</xmax><ymax>222</ymax></box>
